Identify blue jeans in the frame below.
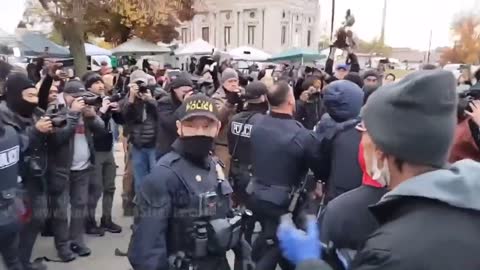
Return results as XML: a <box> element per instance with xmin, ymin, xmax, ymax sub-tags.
<box><xmin>131</xmin><ymin>146</ymin><xmax>157</xmax><ymax>192</ymax></box>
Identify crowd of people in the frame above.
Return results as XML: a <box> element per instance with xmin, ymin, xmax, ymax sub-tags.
<box><xmin>0</xmin><ymin>44</ymin><xmax>479</xmax><ymax>270</ymax></box>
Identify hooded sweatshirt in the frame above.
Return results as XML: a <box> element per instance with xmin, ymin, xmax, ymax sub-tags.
<box><xmin>320</xmin><ymin>142</ymin><xmax>387</xmax><ymax>251</ymax></box>
<box><xmin>351</xmin><ymin>159</ymin><xmax>480</xmax><ymax>270</ymax></box>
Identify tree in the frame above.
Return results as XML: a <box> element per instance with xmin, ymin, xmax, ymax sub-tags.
<box><xmin>357</xmin><ymin>38</ymin><xmax>392</xmax><ymax>57</ymax></box>
<box><xmin>441</xmin><ymin>13</ymin><xmax>480</xmax><ymax>64</ymax></box>
<box><xmin>38</xmin><ymin>0</ymin><xmax>98</xmax><ymax>76</ymax></box>
<box><xmin>35</xmin><ymin>0</ymin><xmax>194</xmax><ymax>76</ymax></box>
<box><xmin>85</xmin><ymin>0</ymin><xmax>194</xmax><ymax>45</ymax></box>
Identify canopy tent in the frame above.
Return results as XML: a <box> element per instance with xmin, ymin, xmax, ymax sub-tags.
<box><xmin>14</xmin><ymin>30</ymin><xmax>71</xmax><ymax>58</ymax></box>
<box><xmin>227</xmin><ymin>46</ymin><xmax>271</xmax><ymax>61</ymax></box>
<box><xmin>111</xmin><ymin>38</ymin><xmax>171</xmax><ymax>56</ymax></box>
<box><xmin>85</xmin><ymin>43</ymin><xmax>112</xmax><ymax>56</ymax></box>
<box><xmin>269</xmin><ymin>48</ymin><xmax>324</xmax><ymax>64</ymax></box>
<box><xmin>175</xmin><ymin>39</ymin><xmax>215</xmax><ymax>56</ymax></box>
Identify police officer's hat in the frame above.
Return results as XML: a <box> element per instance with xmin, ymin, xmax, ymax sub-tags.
<box><xmin>179</xmin><ymin>94</ymin><xmax>219</xmax><ymax>122</ymax></box>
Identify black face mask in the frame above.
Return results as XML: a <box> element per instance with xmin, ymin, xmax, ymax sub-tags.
<box><xmin>178</xmin><ymin>136</ymin><xmax>214</xmax><ymax>161</ymax></box>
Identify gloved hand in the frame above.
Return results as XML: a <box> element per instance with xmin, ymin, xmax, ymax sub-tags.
<box><xmin>225</xmin><ymin>90</ymin><xmax>241</xmax><ymax>105</ymax></box>
<box><xmin>277</xmin><ymin>215</ymin><xmax>321</xmax><ymax>265</ymax></box>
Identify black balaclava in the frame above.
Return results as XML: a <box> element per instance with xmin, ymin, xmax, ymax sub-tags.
<box><xmin>5</xmin><ymin>73</ymin><xmax>37</xmax><ymax>117</ymax></box>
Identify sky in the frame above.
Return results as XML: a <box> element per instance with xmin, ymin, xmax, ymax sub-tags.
<box><xmin>320</xmin><ymin>0</ymin><xmax>480</xmax><ymax>50</ymax></box>
<box><xmin>1</xmin><ymin>0</ymin><xmax>479</xmax><ymax>50</ymax></box>
<box><xmin>0</xmin><ymin>0</ymin><xmax>26</xmax><ymax>33</ymax></box>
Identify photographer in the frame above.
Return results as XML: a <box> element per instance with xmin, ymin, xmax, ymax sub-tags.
<box><xmin>296</xmin><ymin>76</ymin><xmax>327</xmax><ymax>130</ymax></box>
<box><xmin>81</xmin><ymin>72</ymin><xmax>124</xmax><ymax>236</ymax></box>
<box><xmin>0</xmin><ymin>72</ymin><xmax>51</xmax><ymax>270</ymax></box>
<box><xmin>156</xmin><ymin>75</ymin><xmax>194</xmax><ymax>158</ymax></box>
<box><xmin>212</xmin><ymin>68</ymin><xmax>243</xmax><ymax>175</ymax></box>
<box><xmin>48</xmin><ymin>80</ymin><xmax>106</xmax><ymax>262</ymax></box>
<box><xmin>123</xmin><ymin>70</ymin><xmax>158</xmax><ymax>191</ymax></box>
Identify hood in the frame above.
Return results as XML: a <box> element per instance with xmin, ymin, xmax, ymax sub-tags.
<box><xmin>358</xmin><ymin>142</ymin><xmax>383</xmax><ymax>188</ymax></box>
<box><xmin>323</xmin><ymin>80</ymin><xmax>363</xmax><ymax>122</ymax></box>
<box><xmin>380</xmin><ymin>159</ymin><xmax>480</xmax><ymax>212</ymax></box>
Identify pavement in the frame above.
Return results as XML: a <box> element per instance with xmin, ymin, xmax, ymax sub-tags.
<box><xmin>34</xmin><ymin>145</ymin><xmax>134</xmax><ymax>270</ymax></box>
<box><xmin>33</xmin><ymin>144</ymin><xmax>239</xmax><ymax>270</ymax></box>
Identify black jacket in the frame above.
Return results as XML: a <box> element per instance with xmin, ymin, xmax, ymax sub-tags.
<box><xmin>124</xmin><ymin>98</ymin><xmax>158</xmax><ymax>148</ymax></box>
<box><xmin>321</xmin><ymin>185</ymin><xmax>387</xmax><ymax>251</ymax></box>
<box><xmin>128</xmin><ymin>140</ymin><xmax>232</xmax><ymax>270</ymax></box>
<box><xmin>250</xmin><ymin>112</ymin><xmax>324</xmax><ymax>209</ymax></box>
<box><xmin>314</xmin><ymin>80</ymin><xmax>364</xmax><ymax>200</ymax></box>
<box><xmin>155</xmin><ymin>94</ymin><xmax>182</xmax><ymax>157</ymax></box>
<box><xmin>350</xmin><ymin>160</ymin><xmax>480</xmax><ymax>270</ymax></box>
<box><xmin>93</xmin><ymin>110</ymin><xmax>124</xmax><ymax>152</ymax></box>
<box><xmin>296</xmin><ymin>95</ymin><xmax>326</xmax><ymax>130</ymax></box>
<box><xmin>47</xmin><ymin>104</ymin><xmax>105</xmax><ymax>194</ymax></box>
<box><xmin>0</xmin><ymin>103</ymin><xmax>48</xmax><ymax>188</ymax></box>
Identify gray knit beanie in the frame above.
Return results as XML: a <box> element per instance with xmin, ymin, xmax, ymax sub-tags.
<box><xmin>362</xmin><ymin>70</ymin><xmax>457</xmax><ymax>167</ymax></box>
<box><xmin>221</xmin><ymin>68</ymin><xmax>239</xmax><ymax>85</ymax></box>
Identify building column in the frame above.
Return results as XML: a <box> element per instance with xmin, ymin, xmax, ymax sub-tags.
<box><xmin>237</xmin><ymin>10</ymin><xmax>242</xmax><ymax>46</ymax></box>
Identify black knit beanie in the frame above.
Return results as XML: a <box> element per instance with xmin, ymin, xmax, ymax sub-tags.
<box><xmin>82</xmin><ymin>72</ymin><xmax>103</xmax><ymax>90</ymax></box>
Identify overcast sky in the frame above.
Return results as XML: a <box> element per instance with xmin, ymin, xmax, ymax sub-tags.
<box><xmin>320</xmin><ymin>0</ymin><xmax>480</xmax><ymax>50</ymax></box>
<box><xmin>1</xmin><ymin>0</ymin><xmax>479</xmax><ymax>50</ymax></box>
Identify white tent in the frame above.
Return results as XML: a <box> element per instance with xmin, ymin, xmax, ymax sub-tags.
<box><xmin>85</xmin><ymin>43</ymin><xmax>112</xmax><ymax>56</ymax></box>
<box><xmin>112</xmin><ymin>38</ymin><xmax>171</xmax><ymax>56</ymax></box>
<box><xmin>228</xmin><ymin>46</ymin><xmax>271</xmax><ymax>61</ymax></box>
<box><xmin>175</xmin><ymin>39</ymin><xmax>214</xmax><ymax>56</ymax></box>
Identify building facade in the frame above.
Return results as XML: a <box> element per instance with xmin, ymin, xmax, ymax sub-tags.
<box><xmin>178</xmin><ymin>0</ymin><xmax>320</xmax><ymax>54</ymax></box>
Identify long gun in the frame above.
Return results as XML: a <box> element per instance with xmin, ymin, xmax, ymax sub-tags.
<box><xmin>287</xmin><ymin>175</ymin><xmax>309</xmax><ymax>213</ymax></box>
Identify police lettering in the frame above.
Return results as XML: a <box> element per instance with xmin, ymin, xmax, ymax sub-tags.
<box><xmin>186</xmin><ymin>100</ymin><xmax>214</xmax><ymax>112</ymax></box>
<box><xmin>0</xmin><ymin>146</ymin><xmax>19</xmax><ymax>169</ymax></box>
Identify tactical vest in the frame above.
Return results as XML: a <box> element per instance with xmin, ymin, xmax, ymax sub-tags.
<box><xmin>0</xmin><ymin>125</ymin><xmax>21</xmax><ymax>196</ymax></box>
<box><xmin>163</xmin><ymin>152</ymin><xmax>234</xmax><ymax>258</ymax></box>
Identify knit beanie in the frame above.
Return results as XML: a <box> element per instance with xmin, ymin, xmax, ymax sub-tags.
<box><xmin>362</xmin><ymin>69</ymin><xmax>380</xmax><ymax>80</ymax></box>
<box><xmin>82</xmin><ymin>72</ymin><xmax>103</xmax><ymax>90</ymax></box>
<box><xmin>344</xmin><ymin>72</ymin><xmax>364</xmax><ymax>88</ymax></box>
<box><xmin>170</xmin><ymin>75</ymin><xmax>193</xmax><ymax>90</ymax></box>
<box><xmin>362</xmin><ymin>70</ymin><xmax>457</xmax><ymax>167</ymax></box>
<box><xmin>221</xmin><ymin>68</ymin><xmax>239</xmax><ymax>85</ymax></box>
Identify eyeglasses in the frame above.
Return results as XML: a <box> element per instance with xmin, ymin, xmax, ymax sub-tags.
<box><xmin>355</xmin><ymin>122</ymin><xmax>367</xmax><ymax>132</ymax></box>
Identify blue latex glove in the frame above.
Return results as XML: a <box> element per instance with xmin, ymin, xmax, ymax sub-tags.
<box><xmin>277</xmin><ymin>215</ymin><xmax>321</xmax><ymax>265</ymax></box>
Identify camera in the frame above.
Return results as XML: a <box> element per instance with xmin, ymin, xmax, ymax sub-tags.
<box><xmin>108</xmin><ymin>92</ymin><xmax>126</xmax><ymax>103</ymax></box>
<box><xmin>44</xmin><ymin>105</ymin><xmax>67</xmax><ymax>128</ymax></box>
<box><xmin>82</xmin><ymin>95</ymin><xmax>103</xmax><ymax>106</ymax></box>
<box><xmin>458</xmin><ymin>89</ymin><xmax>480</xmax><ymax>121</ymax></box>
<box><xmin>135</xmin><ymin>81</ymin><xmax>149</xmax><ymax>94</ymax></box>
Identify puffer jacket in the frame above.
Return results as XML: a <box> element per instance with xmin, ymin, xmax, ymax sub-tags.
<box><xmin>124</xmin><ymin>99</ymin><xmax>158</xmax><ymax>149</ymax></box>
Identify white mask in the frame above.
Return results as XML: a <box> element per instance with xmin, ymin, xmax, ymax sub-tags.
<box><xmin>371</xmin><ymin>155</ymin><xmax>391</xmax><ymax>187</ymax></box>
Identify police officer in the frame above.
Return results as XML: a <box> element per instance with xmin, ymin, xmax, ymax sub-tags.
<box><xmin>1</xmin><ymin>72</ymin><xmax>52</xmax><ymax>270</ymax></box>
<box><xmin>248</xmin><ymin>81</ymin><xmax>325</xmax><ymax>270</ymax></box>
<box><xmin>0</xmin><ymin>105</ymin><xmax>25</xmax><ymax>270</ymax></box>
<box><xmin>228</xmin><ymin>81</ymin><xmax>269</xmax><ymax>205</ymax></box>
<box><xmin>128</xmin><ymin>95</ymin><xmax>249</xmax><ymax>270</ymax></box>
<box><xmin>228</xmin><ymin>81</ymin><xmax>268</xmax><ymax>244</ymax></box>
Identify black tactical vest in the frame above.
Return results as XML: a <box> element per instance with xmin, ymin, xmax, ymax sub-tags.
<box><xmin>161</xmin><ymin>152</ymin><xmax>233</xmax><ymax>256</ymax></box>
<box><xmin>0</xmin><ymin>125</ymin><xmax>21</xmax><ymax>195</ymax></box>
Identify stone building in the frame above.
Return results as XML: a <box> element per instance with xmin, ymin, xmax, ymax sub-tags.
<box><xmin>178</xmin><ymin>0</ymin><xmax>320</xmax><ymax>54</ymax></box>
